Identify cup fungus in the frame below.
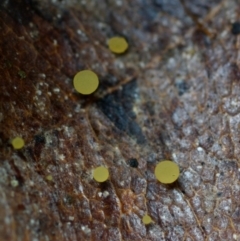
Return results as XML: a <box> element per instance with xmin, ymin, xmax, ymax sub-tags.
<box><xmin>154</xmin><ymin>160</ymin><xmax>179</xmax><ymax>184</ymax></box>
<box><xmin>93</xmin><ymin>166</ymin><xmax>109</xmax><ymax>183</ymax></box>
<box><xmin>73</xmin><ymin>70</ymin><xmax>99</xmax><ymax>95</ymax></box>
<box><xmin>11</xmin><ymin>137</ymin><xmax>25</xmax><ymax>149</ymax></box>
<box><xmin>46</xmin><ymin>175</ymin><xmax>53</xmax><ymax>181</ymax></box>
<box><xmin>142</xmin><ymin>214</ymin><xmax>152</xmax><ymax>225</ymax></box>
<box><xmin>108</xmin><ymin>36</ymin><xmax>128</xmax><ymax>54</ymax></box>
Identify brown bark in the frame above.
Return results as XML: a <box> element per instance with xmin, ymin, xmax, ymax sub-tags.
<box><xmin>1</xmin><ymin>0</ymin><xmax>240</xmax><ymax>240</ymax></box>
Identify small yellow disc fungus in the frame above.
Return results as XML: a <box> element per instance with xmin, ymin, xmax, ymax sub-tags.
<box><xmin>11</xmin><ymin>137</ymin><xmax>25</xmax><ymax>149</ymax></box>
<box><xmin>93</xmin><ymin>166</ymin><xmax>109</xmax><ymax>183</ymax></box>
<box><xmin>154</xmin><ymin>160</ymin><xmax>180</xmax><ymax>184</ymax></box>
<box><xmin>142</xmin><ymin>214</ymin><xmax>152</xmax><ymax>225</ymax></box>
<box><xmin>108</xmin><ymin>36</ymin><xmax>128</xmax><ymax>54</ymax></box>
<box><xmin>46</xmin><ymin>175</ymin><xmax>53</xmax><ymax>181</ymax></box>
<box><xmin>73</xmin><ymin>70</ymin><xmax>99</xmax><ymax>95</ymax></box>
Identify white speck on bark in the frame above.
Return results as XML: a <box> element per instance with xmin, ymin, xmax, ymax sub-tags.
<box><xmin>10</xmin><ymin>180</ymin><xmax>19</xmax><ymax>187</ymax></box>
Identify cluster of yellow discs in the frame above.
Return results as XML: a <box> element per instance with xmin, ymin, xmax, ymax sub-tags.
<box><xmin>11</xmin><ymin>36</ymin><xmax>180</xmax><ymax>226</ymax></box>
<box><xmin>93</xmin><ymin>161</ymin><xmax>179</xmax><ymax>184</ymax></box>
<box><xmin>11</xmin><ymin>138</ymin><xmax>179</xmax><ymax>225</ymax></box>
<box><xmin>93</xmin><ymin>161</ymin><xmax>179</xmax><ymax>225</ymax></box>
<box><xmin>73</xmin><ymin>36</ymin><xmax>128</xmax><ymax>95</ymax></box>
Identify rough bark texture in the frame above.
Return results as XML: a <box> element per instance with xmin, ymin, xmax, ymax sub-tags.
<box><xmin>1</xmin><ymin>0</ymin><xmax>240</xmax><ymax>240</ymax></box>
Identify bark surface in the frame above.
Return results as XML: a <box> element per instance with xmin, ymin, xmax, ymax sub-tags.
<box><xmin>1</xmin><ymin>0</ymin><xmax>240</xmax><ymax>240</ymax></box>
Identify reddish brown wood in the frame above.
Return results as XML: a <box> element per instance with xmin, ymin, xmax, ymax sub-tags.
<box><xmin>1</xmin><ymin>0</ymin><xmax>240</xmax><ymax>240</ymax></box>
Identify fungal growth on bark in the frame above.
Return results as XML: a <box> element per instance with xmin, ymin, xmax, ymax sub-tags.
<box><xmin>11</xmin><ymin>137</ymin><xmax>25</xmax><ymax>150</ymax></box>
<box><xmin>154</xmin><ymin>160</ymin><xmax>180</xmax><ymax>184</ymax></box>
<box><xmin>93</xmin><ymin>166</ymin><xmax>109</xmax><ymax>183</ymax></box>
<box><xmin>73</xmin><ymin>70</ymin><xmax>99</xmax><ymax>95</ymax></box>
<box><xmin>142</xmin><ymin>214</ymin><xmax>153</xmax><ymax>225</ymax></box>
<box><xmin>108</xmin><ymin>36</ymin><xmax>128</xmax><ymax>54</ymax></box>
<box><xmin>1</xmin><ymin>0</ymin><xmax>240</xmax><ymax>240</ymax></box>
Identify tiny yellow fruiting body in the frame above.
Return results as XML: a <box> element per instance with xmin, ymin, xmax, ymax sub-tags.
<box><xmin>142</xmin><ymin>214</ymin><xmax>152</xmax><ymax>225</ymax></box>
<box><xmin>73</xmin><ymin>70</ymin><xmax>99</xmax><ymax>95</ymax></box>
<box><xmin>108</xmin><ymin>37</ymin><xmax>128</xmax><ymax>54</ymax></box>
<box><xmin>154</xmin><ymin>160</ymin><xmax>179</xmax><ymax>184</ymax></box>
<box><xmin>93</xmin><ymin>166</ymin><xmax>109</xmax><ymax>182</ymax></box>
<box><xmin>46</xmin><ymin>175</ymin><xmax>53</xmax><ymax>181</ymax></box>
<box><xmin>11</xmin><ymin>137</ymin><xmax>25</xmax><ymax>149</ymax></box>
